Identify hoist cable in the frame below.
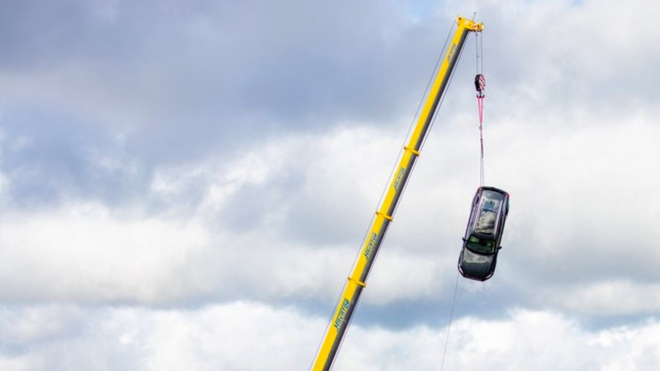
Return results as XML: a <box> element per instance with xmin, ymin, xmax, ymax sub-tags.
<box><xmin>474</xmin><ymin>31</ymin><xmax>486</xmax><ymax>187</ymax></box>
<box><xmin>478</xmin><ymin>96</ymin><xmax>485</xmax><ymax>187</ymax></box>
<box><xmin>475</xmin><ymin>29</ymin><xmax>480</xmax><ymax>75</ymax></box>
<box><xmin>474</xmin><ymin>27</ymin><xmax>484</xmax><ymax>74</ymax></box>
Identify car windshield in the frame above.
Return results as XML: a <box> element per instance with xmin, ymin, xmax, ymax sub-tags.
<box><xmin>473</xmin><ymin>190</ymin><xmax>503</xmax><ymax>236</ymax></box>
<box><xmin>466</xmin><ymin>235</ymin><xmax>495</xmax><ymax>254</ymax></box>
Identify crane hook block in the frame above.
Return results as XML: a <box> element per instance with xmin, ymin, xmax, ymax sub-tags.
<box><xmin>475</xmin><ymin>74</ymin><xmax>486</xmax><ymax>97</ymax></box>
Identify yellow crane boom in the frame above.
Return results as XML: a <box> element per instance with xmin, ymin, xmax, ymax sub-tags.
<box><xmin>310</xmin><ymin>16</ymin><xmax>484</xmax><ymax>371</ymax></box>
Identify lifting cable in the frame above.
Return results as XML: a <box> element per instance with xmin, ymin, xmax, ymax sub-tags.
<box><xmin>474</xmin><ymin>30</ymin><xmax>486</xmax><ymax>187</ymax></box>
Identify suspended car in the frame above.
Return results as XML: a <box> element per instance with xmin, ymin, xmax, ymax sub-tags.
<box><xmin>458</xmin><ymin>186</ymin><xmax>510</xmax><ymax>281</ymax></box>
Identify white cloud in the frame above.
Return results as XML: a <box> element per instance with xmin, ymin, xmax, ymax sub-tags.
<box><xmin>0</xmin><ymin>302</ymin><xmax>324</xmax><ymax>371</ymax></box>
<box><xmin>0</xmin><ymin>110</ymin><xmax>657</xmax><ymax>313</ymax></box>
<box><xmin>338</xmin><ymin>309</ymin><xmax>660</xmax><ymax>371</ymax></box>
<box><xmin>548</xmin><ymin>280</ymin><xmax>660</xmax><ymax>316</ymax></box>
<box><xmin>0</xmin><ymin>203</ymin><xmax>210</xmax><ymax>304</ymax></box>
<box><xmin>1</xmin><ymin>303</ymin><xmax>658</xmax><ymax>371</ymax></box>
<box><xmin>1</xmin><ymin>0</ymin><xmax>660</xmax><ymax>368</ymax></box>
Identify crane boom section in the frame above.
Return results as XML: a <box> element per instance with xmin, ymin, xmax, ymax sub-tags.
<box><xmin>310</xmin><ymin>16</ymin><xmax>483</xmax><ymax>371</ymax></box>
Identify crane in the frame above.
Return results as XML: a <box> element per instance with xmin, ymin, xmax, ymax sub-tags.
<box><xmin>310</xmin><ymin>16</ymin><xmax>484</xmax><ymax>371</ymax></box>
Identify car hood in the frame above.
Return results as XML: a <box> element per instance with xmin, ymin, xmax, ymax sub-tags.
<box><xmin>460</xmin><ymin>248</ymin><xmax>495</xmax><ymax>280</ymax></box>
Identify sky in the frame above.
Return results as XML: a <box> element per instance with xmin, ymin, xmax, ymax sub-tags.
<box><xmin>1</xmin><ymin>0</ymin><xmax>659</xmax><ymax>370</ymax></box>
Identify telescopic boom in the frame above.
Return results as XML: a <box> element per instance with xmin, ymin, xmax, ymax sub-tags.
<box><xmin>310</xmin><ymin>16</ymin><xmax>484</xmax><ymax>371</ymax></box>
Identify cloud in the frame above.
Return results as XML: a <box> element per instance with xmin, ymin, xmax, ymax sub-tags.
<box><xmin>547</xmin><ymin>280</ymin><xmax>660</xmax><ymax>317</ymax></box>
<box><xmin>337</xmin><ymin>309</ymin><xmax>660</xmax><ymax>370</ymax></box>
<box><xmin>0</xmin><ymin>302</ymin><xmax>324</xmax><ymax>371</ymax></box>
<box><xmin>0</xmin><ymin>0</ymin><xmax>457</xmax><ymax>166</ymax></box>
<box><xmin>0</xmin><ymin>114</ymin><xmax>658</xmax><ymax>317</ymax></box>
<box><xmin>0</xmin><ymin>108</ymin><xmax>143</xmax><ymax>208</ymax></box>
<box><xmin>1</xmin><ymin>0</ymin><xmax>660</xmax><ymax>369</ymax></box>
<box><xmin>495</xmin><ymin>115</ymin><xmax>660</xmax><ymax>285</ymax></box>
<box><xmin>0</xmin><ymin>203</ymin><xmax>210</xmax><ymax>304</ymax></box>
<box><xmin>3</xmin><ymin>303</ymin><xmax>657</xmax><ymax>371</ymax></box>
